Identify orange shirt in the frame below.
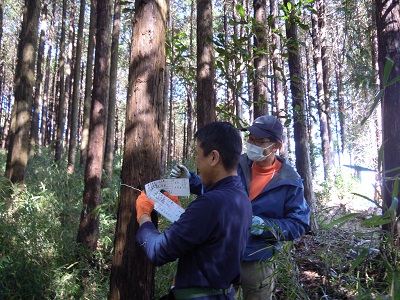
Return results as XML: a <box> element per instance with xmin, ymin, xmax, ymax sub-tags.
<box><xmin>249</xmin><ymin>158</ymin><xmax>282</xmax><ymax>201</ymax></box>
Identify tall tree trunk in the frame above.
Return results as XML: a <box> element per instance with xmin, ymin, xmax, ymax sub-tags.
<box><xmin>270</xmin><ymin>0</ymin><xmax>287</xmax><ymax>157</ymax></box>
<box><xmin>68</xmin><ymin>0</ymin><xmax>86</xmax><ymax>174</ymax></box>
<box><xmin>80</xmin><ymin>0</ymin><xmax>96</xmax><ymax>167</ymax></box>
<box><xmin>197</xmin><ymin>0</ymin><xmax>215</xmax><ymax>128</ymax></box>
<box><xmin>65</xmin><ymin>1</ymin><xmax>76</xmax><ymax>150</ymax></box>
<box><xmin>311</xmin><ymin>2</ymin><xmax>331</xmax><ymax>179</ymax></box>
<box><xmin>50</xmin><ymin>24</ymin><xmax>59</xmax><ymax>145</ymax></box>
<box><xmin>41</xmin><ymin>2</ymin><xmax>54</xmax><ymax>148</ymax></box>
<box><xmin>243</xmin><ymin>0</ymin><xmax>253</xmax><ymax>121</ymax></box>
<box><xmin>167</xmin><ymin>21</ymin><xmax>174</xmax><ymax>166</ymax></box>
<box><xmin>305</xmin><ymin>42</ymin><xmax>316</xmax><ymax>175</ymax></box>
<box><xmin>284</xmin><ymin>0</ymin><xmax>317</xmax><ymax>232</ymax></box>
<box><xmin>103</xmin><ymin>0</ymin><xmax>121</xmax><ymax>186</ymax></box>
<box><xmin>4</xmin><ymin>0</ymin><xmax>40</xmax><ymax>184</ymax></box>
<box><xmin>109</xmin><ymin>0</ymin><xmax>167</xmax><ymax>298</ymax></box>
<box><xmin>55</xmin><ymin>0</ymin><xmax>67</xmax><ymax>162</ymax></box>
<box><xmin>375</xmin><ymin>0</ymin><xmax>400</xmax><ymax>237</ymax></box>
<box><xmin>318</xmin><ymin>0</ymin><xmax>333</xmax><ymax>165</ymax></box>
<box><xmin>185</xmin><ymin>0</ymin><xmax>195</xmax><ymax>160</ymax></box>
<box><xmin>234</xmin><ymin>0</ymin><xmax>245</xmax><ymax>122</ymax></box>
<box><xmin>253</xmin><ymin>0</ymin><xmax>268</xmax><ymax>118</ymax></box>
<box><xmin>161</xmin><ymin>0</ymin><xmax>170</xmax><ymax>173</ymax></box>
<box><xmin>371</xmin><ymin>10</ymin><xmax>382</xmax><ymax>202</ymax></box>
<box><xmin>0</xmin><ymin>0</ymin><xmax>3</xmax><ymax>51</ymax></box>
<box><xmin>76</xmin><ymin>0</ymin><xmax>111</xmax><ymax>251</ymax></box>
<box><xmin>30</xmin><ymin>2</ymin><xmax>47</xmax><ymax>156</ymax></box>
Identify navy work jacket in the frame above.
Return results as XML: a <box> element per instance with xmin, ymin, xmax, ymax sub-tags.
<box><xmin>136</xmin><ymin>176</ymin><xmax>252</xmax><ymax>299</ymax></box>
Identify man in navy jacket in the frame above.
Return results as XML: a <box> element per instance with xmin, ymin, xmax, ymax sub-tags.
<box><xmin>172</xmin><ymin>115</ymin><xmax>310</xmax><ymax>300</ymax></box>
<box><xmin>136</xmin><ymin>122</ymin><xmax>252</xmax><ymax>299</ymax></box>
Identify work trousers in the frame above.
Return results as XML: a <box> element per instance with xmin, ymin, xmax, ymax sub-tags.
<box><xmin>240</xmin><ymin>260</ymin><xmax>275</xmax><ymax>300</ymax></box>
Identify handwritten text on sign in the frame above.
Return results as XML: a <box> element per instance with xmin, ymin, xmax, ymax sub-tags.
<box><xmin>144</xmin><ymin>179</ymin><xmax>189</xmax><ymax>222</ymax></box>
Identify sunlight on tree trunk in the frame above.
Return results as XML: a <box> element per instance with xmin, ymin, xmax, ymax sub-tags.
<box><xmin>77</xmin><ymin>0</ymin><xmax>111</xmax><ymax>252</ymax></box>
<box><xmin>55</xmin><ymin>0</ymin><xmax>67</xmax><ymax>163</ymax></box>
<box><xmin>68</xmin><ymin>0</ymin><xmax>86</xmax><ymax>174</ymax></box>
<box><xmin>103</xmin><ymin>0</ymin><xmax>121</xmax><ymax>185</ymax></box>
<box><xmin>80</xmin><ymin>0</ymin><xmax>96</xmax><ymax>168</ymax></box>
<box><xmin>110</xmin><ymin>0</ymin><xmax>167</xmax><ymax>298</ymax></box>
<box><xmin>5</xmin><ymin>0</ymin><xmax>40</xmax><ymax>184</ymax></box>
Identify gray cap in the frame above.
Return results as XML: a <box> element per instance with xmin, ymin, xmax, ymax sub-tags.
<box><xmin>241</xmin><ymin>115</ymin><xmax>283</xmax><ymax>142</ymax></box>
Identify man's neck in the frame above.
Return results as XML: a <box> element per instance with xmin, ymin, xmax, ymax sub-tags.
<box><xmin>210</xmin><ymin>169</ymin><xmax>237</xmax><ymax>186</ymax></box>
<box><xmin>254</xmin><ymin>155</ymin><xmax>276</xmax><ymax>168</ymax></box>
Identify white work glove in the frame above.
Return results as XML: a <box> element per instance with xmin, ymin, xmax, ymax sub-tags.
<box><xmin>170</xmin><ymin>164</ymin><xmax>190</xmax><ymax>179</ymax></box>
<box><xmin>251</xmin><ymin>215</ymin><xmax>265</xmax><ymax>235</ymax></box>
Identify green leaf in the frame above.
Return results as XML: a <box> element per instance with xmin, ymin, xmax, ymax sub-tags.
<box><xmin>348</xmin><ymin>248</ymin><xmax>374</xmax><ymax>273</ymax></box>
<box><xmin>378</xmin><ymin>144</ymin><xmax>384</xmax><ymax>174</ymax></box>
<box><xmin>321</xmin><ymin>213</ymin><xmax>361</xmax><ymax>229</ymax></box>
<box><xmin>386</xmin><ymin>75</ymin><xmax>400</xmax><ymax>87</ymax></box>
<box><xmin>392</xmin><ymin>180</ymin><xmax>399</xmax><ymax>200</ymax></box>
<box><xmin>360</xmin><ymin>199</ymin><xmax>397</xmax><ymax>227</ymax></box>
<box><xmin>383</xmin><ymin>57</ymin><xmax>394</xmax><ymax>86</ymax></box>
<box><xmin>360</xmin><ymin>89</ymin><xmax>384</xmax><ymax>126</ymax></box>
<box><xmin>351</xmin><ymin>193</ymin><xmax>380</xmax><ymax>208</ymax></box>
<box><xmin>298</xmin><ymin>23</ymin><xmax>309</xmax><ymax>30</ymax></box>
<box><xmin>236</xmin><ymin>4</ymin><xmax>245</xmax><ymax>18</ymax></box>
<box><xmin>361</xmin><ymin>217</ymin><xmax>392</xmax><ymax>226</ymax></box>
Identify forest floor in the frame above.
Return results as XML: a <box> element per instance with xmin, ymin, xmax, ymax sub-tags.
<box><xmin>276</xmin><ymin>200</ymin><xmax>384</xmax><ymax>300</ymax></box>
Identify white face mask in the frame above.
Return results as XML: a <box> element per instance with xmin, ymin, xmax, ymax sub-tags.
<box><xmin>246</xmin><ymin>142</ymin><xmax>275</xmax><ymax>162</ymax></box>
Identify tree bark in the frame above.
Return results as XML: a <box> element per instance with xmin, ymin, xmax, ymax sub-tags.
<box><xmin>284</xmin><ymin>0</ymin><xmax>318</xmax><ymax>232</ymax></box>
<box><xmin>270</xmin><ymin>0</ymin><xmax>288</xmax><ymax>157</ymax></box>
<box><xmin>104</xmin><ymin>0</ymin><xmax>121</xmax><ymax>186</ymax></box>
<box><xmin>311</xmin><ymin>1</ymin><xmax>331</xmax><ymax>179</ymax></box>
<box><xmin>375</xmin><ymin>0</ymin><xmax>400</xmax><ymax>234</ymax></box>
<box><xmin>55</xmin><ymin>0</ymin><xmax>67</xmax><ymax>162</ymax></box>
<box><xmin>65</xmin><ymin>1</ymin><xmax>76</xmax><ymax>150</ymax></box>
<box><xmin>41</xmin><ymin>2</ymin><xmax>54</xmax><ymax>148</ymax></box>
<box><xmin>4</xmin><ymin>0</ymin><xmax>40</xmax><ymax>183</ymax></box>
<box><xmin>253</xmin><ymin>0</ymin><xmax>268</xmax><ymax>118</ymax></box>
<box><xmin>76</xmin><ymin>0</ymin><xmax>111</xmax><ymax>251</ymax></box>
<box><xmin>318</xmin><ymin>0</ymin><xmax>334</xmax><ymax>165</ymax></box>
<box><xmin>68</xmin><ymin>0</ymin><xmax>86</xmax><ymax>174</ymax></box>
<box><xmin>197</xmin><ymin>0</ymin><xmax>216</xmax><ymax>129</ymax></box>
<box><xmin>30</xmin><ymin>2</ymin><xmax>47</xmax><ymax>156</ymax></box>
<box><xmin>80</xmin><ymin>0</ymin><xmax>96</xmax><ymax>167</ymax></box>
<box><xmin>109</xmin><ymin>0</ymin><xmax>167</xmax><ymax>297</ymax></box>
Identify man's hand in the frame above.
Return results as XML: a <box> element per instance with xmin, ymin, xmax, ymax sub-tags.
<box><xmin>170</xmin><ymin>164</ymin><xmax>190</xmax><ymax>179</ymax></box>
<box><xmin>162</xmin><ymin>190</ymin><xmax>182</xmax><ymax>207</ymax></box>
<box><xmin>251</xmin><ymin>215</ymin><xmax>265</xmax><ymax>235</ymax></box>
<box><xmin>136</xmin><ymin>191</ymin><xmax>154</xmax><ymax>221</ymax></box>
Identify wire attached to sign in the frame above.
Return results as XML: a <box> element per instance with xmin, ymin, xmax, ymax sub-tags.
<box><xmin>120</xmin><ymin>183</ymin><xmax>142</xmax><ymax>193</ymax></box>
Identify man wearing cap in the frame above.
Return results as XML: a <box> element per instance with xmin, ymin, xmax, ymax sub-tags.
<box><xmin>171</xmin><ymin>115</ymin><xmax>310</xmax><ymax>300</ymax></box>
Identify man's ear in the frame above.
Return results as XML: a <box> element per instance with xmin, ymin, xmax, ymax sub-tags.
<box><xmin>210</xmin><ymin>150</ymin><xmax>220</xmax><ymax>167</ymax></box>
<box><xmin>274</xmin><ymin>142</ymin><xmax>282</xmax><ymax>152</ymax></box>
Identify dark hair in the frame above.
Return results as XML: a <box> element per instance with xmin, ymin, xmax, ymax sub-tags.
<box><xmin>194</xmin><ymin>121</ymin><xmax>242</xmax><ymax>171</ymax></box>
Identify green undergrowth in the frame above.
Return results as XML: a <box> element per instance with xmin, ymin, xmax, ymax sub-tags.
<box><xmin>1</xmin><ymin>150</ymin><xmax>398</xmax><ymax>299</ymax></box>
<box><xmin>0</xmin><ymin>149</ymin><xmax>115</xmax><ymax>299</ymax></box>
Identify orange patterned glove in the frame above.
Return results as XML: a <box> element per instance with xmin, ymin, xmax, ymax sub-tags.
<box><xmin>136</xmin><ymin>191</ymin><xmax>154</xmax><ymax>221</ymax></box>
<box><xmin>162</xmin><ymin>190</ymin><xmax>182</xmax><ymax>207</ymax></box>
